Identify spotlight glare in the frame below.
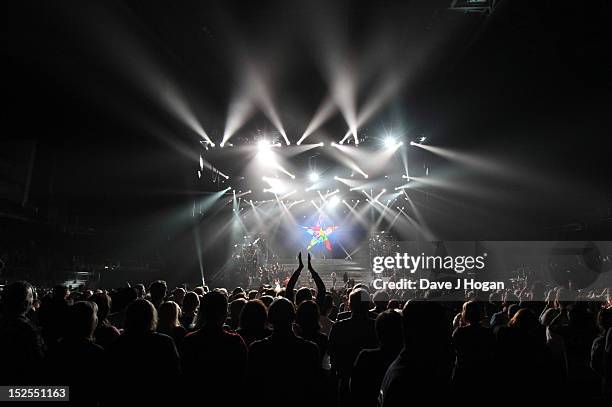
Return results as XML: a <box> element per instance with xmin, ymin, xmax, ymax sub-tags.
<box><xmin>384</xmin><ymin>137</ymin><xmax>395</xmax><ymax>148</ymax></box>
<box><xmin>328</xmin><ymin>195</ymin><xmax>340</xmax><ymax>207</ymax></box>
<box><xmin>309</xmin><ymin>172</ymin><xmax>319</xmax><ymax>182</ymax></box>
<box><xmin>257</xmin><ymin>140</ymin><xmax>275</xmax><ymax>164</ymax></box>
<box><xmin>258</xmin><ymin>139</ymin><xmax>270</xmax><ymax>151</ymax></box>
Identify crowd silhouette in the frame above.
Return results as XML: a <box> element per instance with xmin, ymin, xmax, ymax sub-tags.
<box><xmin>1</xmin><ymin>252</ymin><xmax>611</xmax><ymax>406</ymax></box>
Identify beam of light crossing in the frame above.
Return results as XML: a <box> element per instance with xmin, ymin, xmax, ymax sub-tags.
<box><xmin>297</xmin><ymin>96</ymin><xmax>336</xmax><ymax>145</ymax></box>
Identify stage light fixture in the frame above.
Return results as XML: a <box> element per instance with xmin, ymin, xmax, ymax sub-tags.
<box><xmin>329</xmin><ymin>195</ymin><xmax>340</xmax><ymax>207</ymax></box>
<box><xmin>384</xmin><ymin>137</ymin><xmax>396</xmax><ymax>148</ymax></box>
<box><xmin>257</xmin><ymin>140</ymin><xmax>275</xmax><ymax>164</ymax></box>
<box><xmin>258</xmin><ymin>139</ymin><xmax>270</xmax><ymax>151</ymax></box>
<box><xmin>309</xmin><ymin>172</ymin><xmax>319</xmax><ymax>182</ymax></box>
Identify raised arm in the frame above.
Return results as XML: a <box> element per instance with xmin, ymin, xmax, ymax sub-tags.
<box><xmin>308</xmin><ymin>253</ymin><xmax>326</xmax><ymax>307</ymax></box>
<box><xmin>285</xmin><ymin>252</ymin><xmax>304</xmax><ymax>303</ymax></box>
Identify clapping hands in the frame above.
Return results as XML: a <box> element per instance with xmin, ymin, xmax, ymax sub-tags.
<box><xmin>296</xmin><ymin>251</ymin><xmax>317</xmax><ymax>275</ymax></box>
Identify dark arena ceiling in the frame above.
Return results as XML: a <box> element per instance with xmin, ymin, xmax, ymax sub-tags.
<box><xmin>2</xmin><ymin>0</ymin><xmax>611</xmax><ymax>243</ymax></box>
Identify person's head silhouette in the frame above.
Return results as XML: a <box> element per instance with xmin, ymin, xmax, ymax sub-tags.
<box><xmin>373</xmin><ymin>290</ymin><xmax>390</xmax><ymax>312</ymax></box>
<box><xmin>149</xmin><ymin>280</ymin><xmax>167</xmax><ymax>306</ymax></box>
<box><xmin>268</xmin><ymin>297</ymin><xmax>295</xmax><ymax>332</ymax></box>
<box><xmin>296</xmin><ymin>287</ymin><xmax>313</xmax><ymax>305</ymax></box>
<box><xmin>229</xmin><ymin>298</ymin><xmax>247</xmax><ymax>328</ymax></box>
<box><xmin>375</xmin><ymin>309</ymin><xmax>403</xmax><ymax>351</ymax></box>
<box><xmin>125</xmin><ymin>299</ymin><xmax>157</xmax><ymax>334</ymax></box>
<box><xmin>90</xmin><ymin>292</ymin><xmax>112</xmax><ymax>325</ymax></box>
<box><xmin>349</xmin><ymin>288</ymin><xmax>370</xmax><ymax>317</ymax></box>
<box><xmin>182</xmin><ymin>291</ymin><xmax>200</xmax><ymax>315</ymax></box>
<box><xmin>198</xmin><ymin>290</ymin><xmax>228</xmax><ymax>329</ymax></box>
<box><xmin>461</xmin><ymin>301</ymin><xmax>483</xmax><ymax>326</ymax></box>
<box><xmin>1</xmin><ymin>281</ymin><xmax>33</xmax><ymax>316</ymax></box>
<box><xmin>158</xmin><ymin>301</ymin><xmax>181</xmax><ymax>331</ymax></box>
<box><xmin>402</xmin><ymin>300</ymin><xmax>447</xmax><ymax>347</ymax></box>
<box><xmin>66</xmin><ymin>301</ymin><xmax>98</xmax><ymax>340</ymax></box>
<box><xmin>296</xmin><ymin>300</ymin><xmax>321</xmax><ymax>334</ymax></box>
<box><xmin>239</xmin><ymin>299</ymin><xmax>267</xmax><ymax>332</ymax></box>
<box><xmin>53</xmin><ymin>285</ymin><xmax>69</xmax><ymax>300</ymax></box>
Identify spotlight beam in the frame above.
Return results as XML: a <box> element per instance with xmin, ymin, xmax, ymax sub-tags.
<box><xmin>221</xmin><ymin>96</ymin><xmax>254</xmax><ymax>146</ymax></box>
<box><xmin>199</xmin><ymin>157</ymin><xmax>230</xmax><ymax>179</ymax></box>
<box><xmin>342</xmin><ymin>200</ymin><xmax>369</xmax><ymax>228</ymax></box>
<box><xmin>275</xmin><ymin>165</ymin><xmax>296</xmax><ymax>179</ymax></box>
<box><xmin>246</xmin><ymin>65</ymin><xmax>291</xmax><ymax>145</ymax></box>
<box><xmin>298</xmin><ymin>96</ymin><xmax>336</xmax><ymax>145</ymax></box>
<box><xmin>234</xmin><ymin>190</ymin><xmax>252</xmax><ymax>198</ymax></box>
<box><xmin>279</xmin><ymin>190</ymin><xmax>297</xmax><ymax>200</ymax></box>
<box><xmin>402</xmin><ymin>190</ymin><xmax>435</xmax><ymax>240</ymax></box>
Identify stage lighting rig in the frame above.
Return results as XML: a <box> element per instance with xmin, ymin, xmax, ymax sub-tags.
<box><xmin>409</xmin><ymin>135</ymin><xmax>427</xmax><ymax>146</ymax></box>
<box><xmin>383</xmin><ymin>137</ymin><xmax>396</xmax><ymax>148</ymax></box>
<box><xmin>449</xmin><ymin>0</ymin><xmax>502</xmax><ymax>15</ymax></box>
<box><xmin>258</xmin><ymin>140</ymin><xmax>271</xmax><ymax>151</ymax></box>
<box><xmin>329</xmin><ymin>195</ymin><xmax>341</xmax><ymax>207</ymax></box>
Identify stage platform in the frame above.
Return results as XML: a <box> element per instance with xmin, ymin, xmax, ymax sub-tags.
<box><xmin>275</xmin><ymin>257</ymin><xmax>371</xmax><ymax>289</ymax></box>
